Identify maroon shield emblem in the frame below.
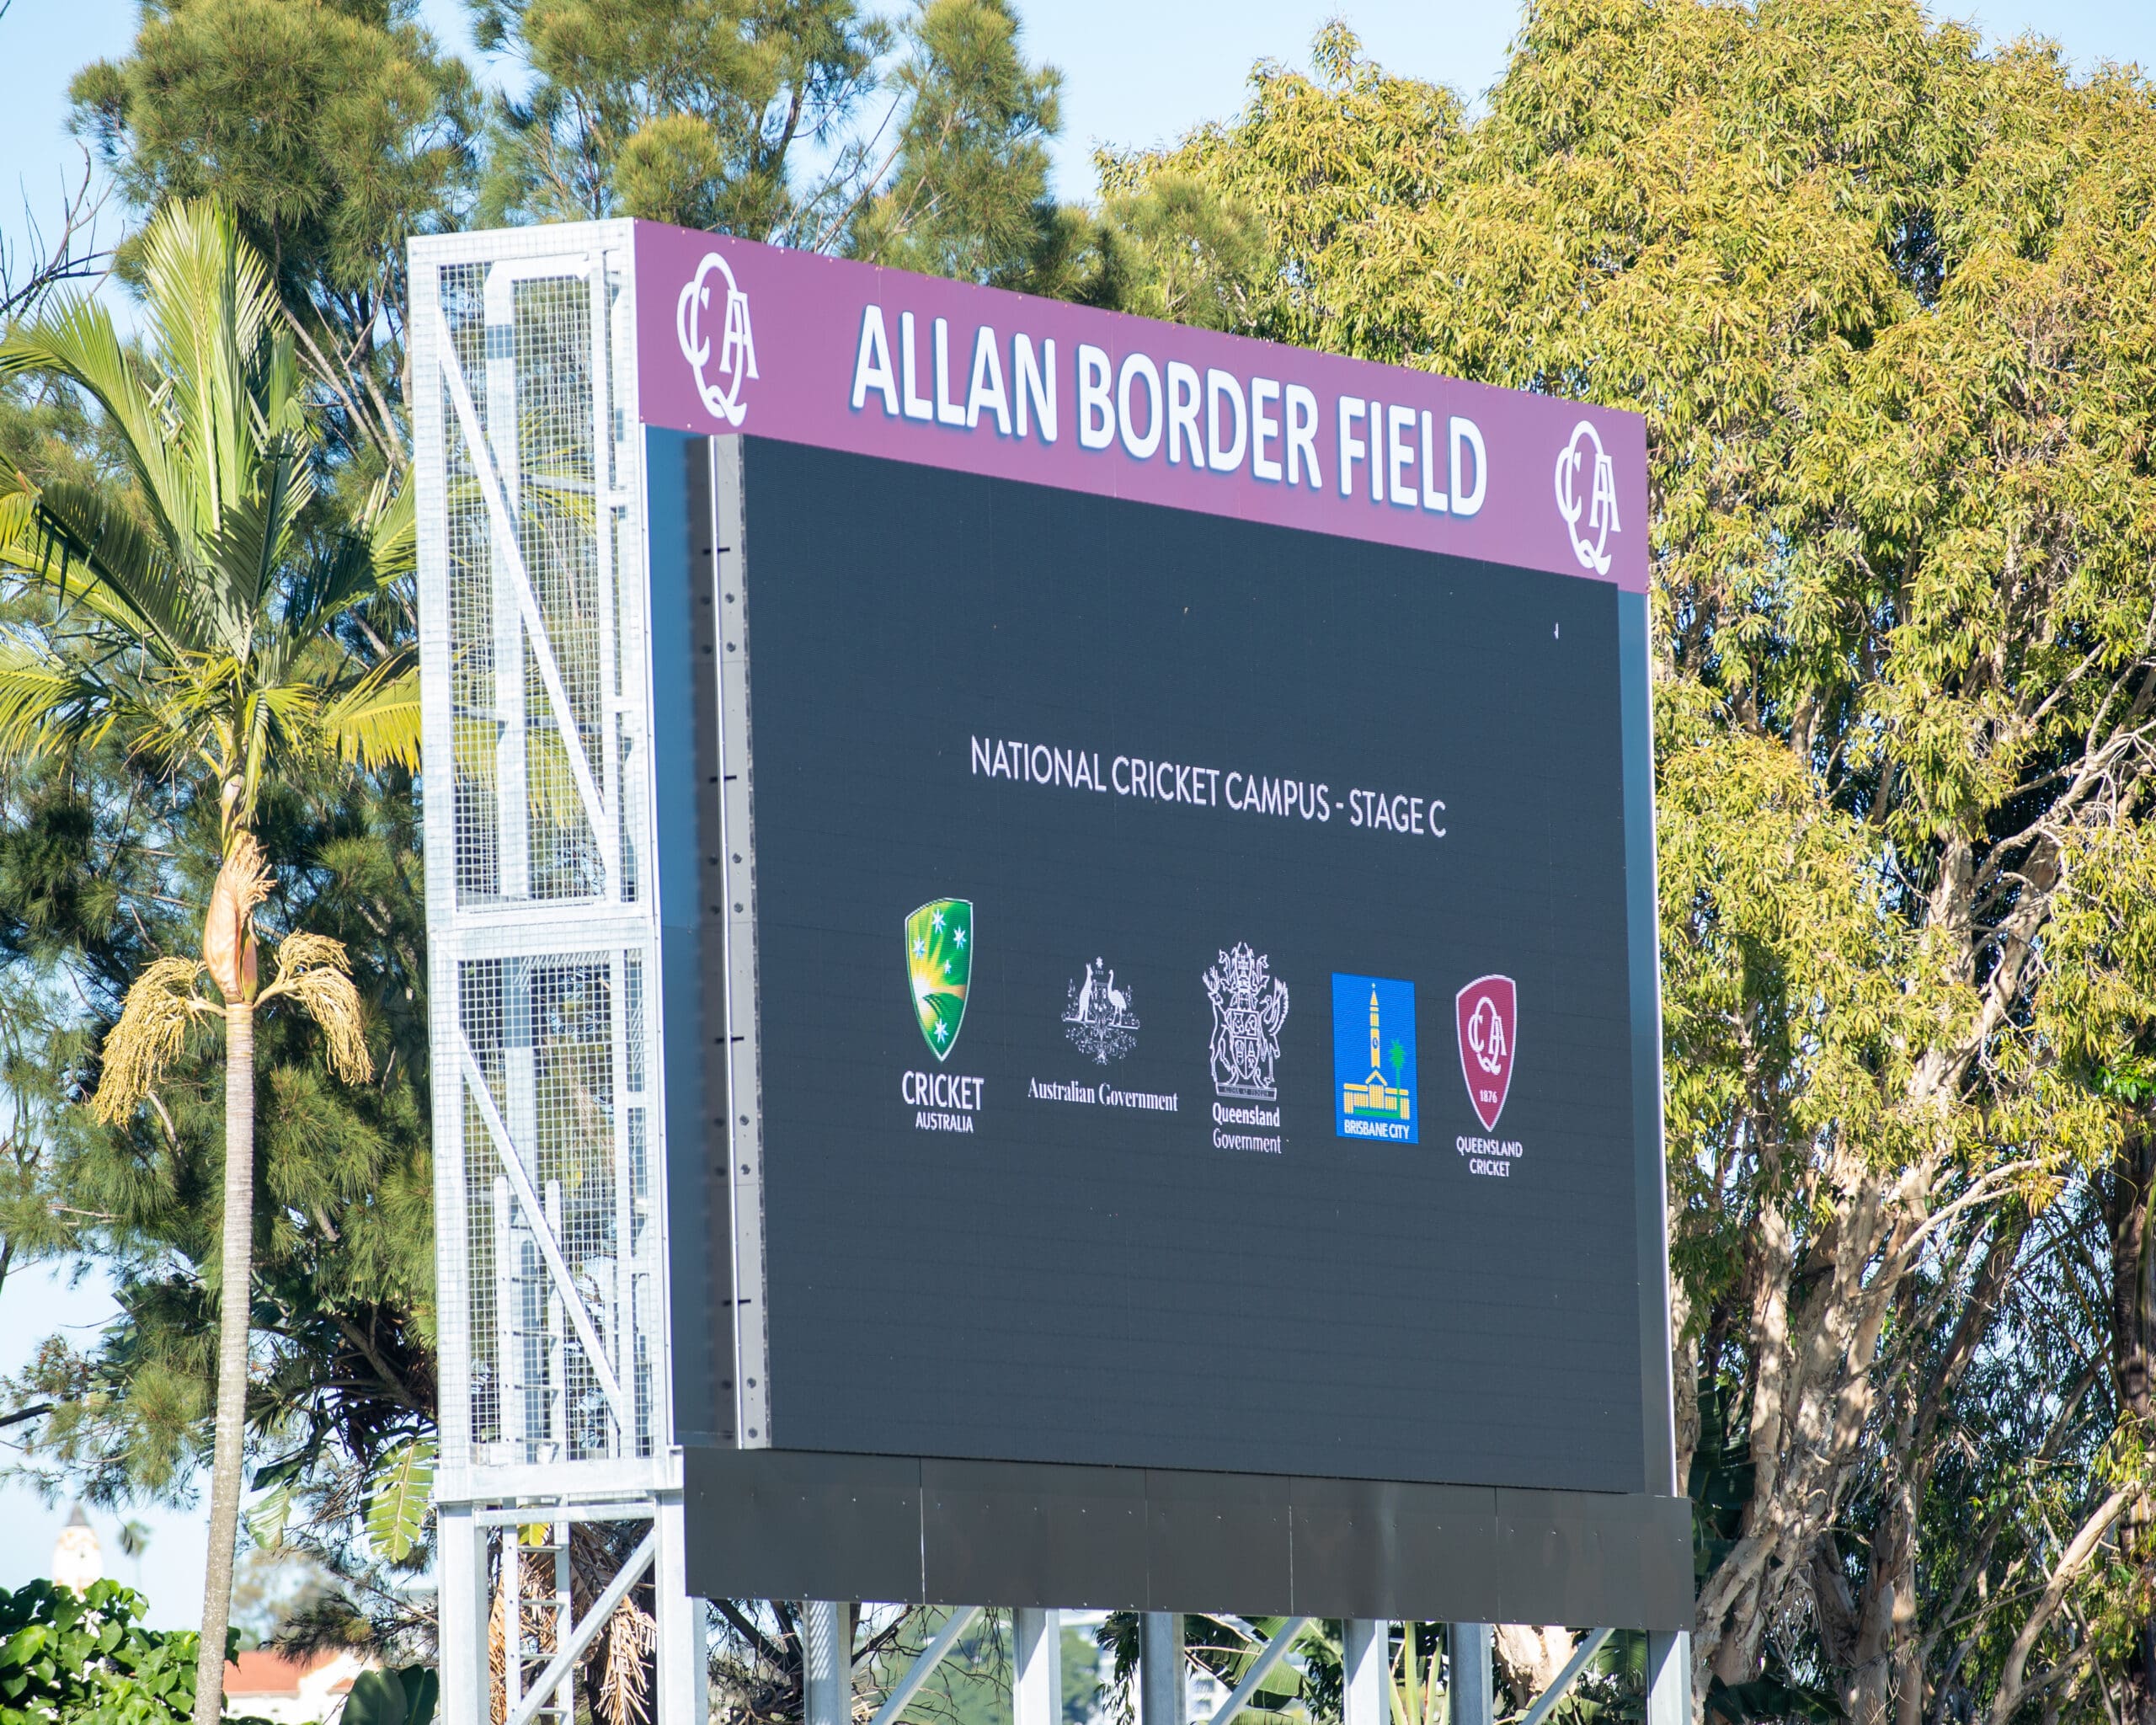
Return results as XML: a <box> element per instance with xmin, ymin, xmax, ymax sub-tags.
<box><xmin>1456</xmin><ymin>975</ymin><xmax>1518</xmax><ymax>1131</ymax></box>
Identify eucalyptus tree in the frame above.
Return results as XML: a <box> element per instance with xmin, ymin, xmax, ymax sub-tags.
<box><xmin>0</xmin><ymin>199</ymin><xmax>419</xmax><ymax>1725</ymax></box>
<box><xmin>1103</xmin><ymin>6</ymin><xmax>2156</xmax><ymax>1722</ymax></box>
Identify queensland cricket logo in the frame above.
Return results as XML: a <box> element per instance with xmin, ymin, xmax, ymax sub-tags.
<box><xmin>906</xmin><ymin>899</ymin><xmax>973</xmax><ymax>1061</ymax></box>
<box><xmin>1554</xmin><ymin>419</ymin><xmax>1621</xmax><ymax>577</ymax></box>
<box><xmin>1205</xmin><ymin>943</ymin><xmax>1289</xmax><ymax>1100</ymax></box>
<box><xmin>677</xmin><ymin>251</ymin><xmax>757</xmax><ymax>427</ymax></box>
<box><xmin>1455</xmin><ymin>975</ymin><xmax>1518</xmax><ymax>1132</ymax></box>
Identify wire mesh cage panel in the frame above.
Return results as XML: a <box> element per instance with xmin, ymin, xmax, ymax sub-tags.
<box><xmin>414</xmin><ymin>222</ymin><xmax>667</xmax><ymax>1495</ymax></box>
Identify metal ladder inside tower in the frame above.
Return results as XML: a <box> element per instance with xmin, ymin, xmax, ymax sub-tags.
<box><xmin>501</xmin><ymin>1519</ymin><xmax>575</xmax><ymax>1725</ymax></box>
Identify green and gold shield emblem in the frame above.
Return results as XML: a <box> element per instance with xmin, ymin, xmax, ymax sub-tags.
<box><xmin>905</xmin><ymin>898</ymin><xmax>973</xmax><ymax>1061</ymax></box>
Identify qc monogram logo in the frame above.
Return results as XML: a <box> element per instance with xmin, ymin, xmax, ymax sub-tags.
<box><xmin>677</xmin><ymin>251</ymin><xmax>758</xmax><ymax>427</ymax></box>
<box><xmin>1554</xmin><ymin>420</ymin><xmax>1621</xmax><ymax>577</ymax></box>
<box><xmin>1455</xmin><ymin>975</ymin><xmax>1518</xmax><ymax>1132</ymax></box>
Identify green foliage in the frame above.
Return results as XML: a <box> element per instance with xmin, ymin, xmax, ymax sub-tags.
<box><xmin>341</xmin><ymin>1664</ymin><xmax>438</xmax><ymax>1725</ymax></box>
<box><xmin>472</xmin><ymin>0</ymin><xmax>886</xmax><ymax>234</ymax></box>
<box><xmin>68</xmin><ymin>0</ymin><xmax>476</xmax><ymax>469</ymax></box>
<box><xmin>851</xmin><ymin>0</ymin><xmax>1059</xmax><ymax>285</ymax></box>
<box><xmin>472</xmin><ymin>0</ymin><xmax>1071</xmax><ymax>283</ymax></box>
<box><xmin>0</xmin><ymin>200</ymin><xmax>423</xmax><ymax>819</ymax></box>
<box><xmin>362</xmin><ymin>1436</ymin><xmax>435</xmax><ymax>1563</ymax></box>
<box><xmin>1104</xmin><ymin>4</ymin><xmax>2156</xmax><ymax>1720</ymax></box>
<box><xmin>0</xmin><ymin>1579</ymin><xmax>202</xmax><ymax>1725</ymax></box>
<box><xmin>70</xmin><ymin>0</ymin><xmax>472</xmax><ymax>300</ymax></box>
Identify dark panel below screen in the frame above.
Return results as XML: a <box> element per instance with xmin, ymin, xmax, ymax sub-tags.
<box><xmin>727</xmin><ymin>435</ymin><xmax>1657</xmax><ymax>1494</ymax></box>
<box><xmin>681</xmin><ymin>1448</ymin><xmax>1694</xmax><ymax>1628</ymax></box>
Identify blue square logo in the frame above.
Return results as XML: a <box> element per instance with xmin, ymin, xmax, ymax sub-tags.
<box><xmin>1333</xmin><ymin>974</ymin><xmax>1417</xmax><ymax>1143</ymax></box>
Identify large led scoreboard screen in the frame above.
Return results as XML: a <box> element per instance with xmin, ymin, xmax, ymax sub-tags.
<box><xmin>629</xmin><ymin>222</ymin><xmax>1687</xmax><ymax>1623</ymax></box>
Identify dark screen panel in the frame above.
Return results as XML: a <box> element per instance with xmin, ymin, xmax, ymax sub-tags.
<box><xmin>728</xmin><ymin>436</ymin><xmax>1651</xmax><ymax>1495</ymax></box>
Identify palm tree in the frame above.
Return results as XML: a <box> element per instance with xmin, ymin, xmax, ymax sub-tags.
<box><xmin>0</xmin><ymin>199</ymin><xmax>418</xmax><ymax>1725</ymax></box>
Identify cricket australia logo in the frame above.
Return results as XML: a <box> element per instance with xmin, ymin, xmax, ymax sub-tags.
<box><xmin>1065</xmin><ymin>957</ymin><xmax>1139</xmax><ymax>1065</ymax></box>
<box><xmin>1205</xmin><ymin>943</ymin><xmax>1289</xmax><ymax>1101</ymax></box>
<box><xmin>677</xmin><ymin>251</ymin><xmax>758</xmax><ymax>427</ymax></box>
<box><xmin>906</xmin><ymin>899</ymin><xmax>972</xmax><ymax>1061</ymax></box>
<box><xmin>1554</xmin><ymin>419</ymin><xmax>1621</xmax><ymax>577</ymax></box>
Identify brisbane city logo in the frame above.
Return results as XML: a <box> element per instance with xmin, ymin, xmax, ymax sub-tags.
<box><xmin>1333</xmin><ymin>975</ymin><xmax>1417</xmax><ymax>1144</ymax></box>
<box><xmin>1555</xmin><ymin>419</ymin><xmax>1621</xmax><ymax>577</ymax></box>
<box><xmin>677</xmin><ymin>251</ymin><xmax>757</xmax><ymax>427</ymax></box>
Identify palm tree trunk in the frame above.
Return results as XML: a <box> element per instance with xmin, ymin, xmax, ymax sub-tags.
<box><xmin>194</xmin><ymin>1001</ymin><xmax>254</xmax><ymax>1725</ymax></box>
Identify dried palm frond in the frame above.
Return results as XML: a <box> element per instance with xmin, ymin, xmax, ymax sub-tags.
<box><xmin>91</xmin><ymin>956</ymin><xmax>217</xmax><ymax>1124</ymax></box>
<box><xmin>259</xmin><ymin>931</ymin><xmax>372</xmax><ymax>1082</ymax></box>
<box><xmin>202</xmin><ymin>830</ymin><xmax>273</xmax><ymax>1001</ymax></box>
<box><xmin>598</xmin><ymin>1601</ymin><xmax>659</xmax><ymax>1725</ymax></box>
<box><xmin>488</xmin><ymin>1561</ymin><xmax>508</xmax><ymax>1725</ymax></box>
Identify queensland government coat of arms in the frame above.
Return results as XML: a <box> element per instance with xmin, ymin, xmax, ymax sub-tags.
<box><xmin>1203</xmin><ymin>943</ymin><xmax>1289</xmax><ymax>1100</ymax></box>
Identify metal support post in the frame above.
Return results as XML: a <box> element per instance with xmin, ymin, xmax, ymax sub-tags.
<box><xmin>1015</xmin><ymin>1609</ymin><xmax>1062</xmax><ymax>1725</ymax></box>
<box><xmin>1343</xmin><ymin>1622</ymin><xmax>1386</xmax><ymax>1725</ymax></box>
<box><xmin>804</xmin><ymin>1601</ymin><xmax>849</xmax><ymax>1725</ymax></box>
<box><xmin>1142</xmin><ymin>1614</ymin><xmax>1184</xmax><ymax>1725</ymax></box>
<box><xmin>437</xmin><ymin>1505</ymin><xmax>489</xmax><ymax>1725</ymax></box>
<box><xmin>1646</xmin><ymin>1632</ymin><xmax>1692</xmax><ymax>1725</ymax></box>
<box><xmin>1448</xmin><ymin>1625</ymin><xmax>1492</xmax><ymax>1725</ymax></box>
<box><xmin>654</xmin><ymin>1497</ymin><xmax>705</xmax><ymax>1725</ymax></box>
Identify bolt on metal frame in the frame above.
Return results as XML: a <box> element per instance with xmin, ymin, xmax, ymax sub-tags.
<box><xmin>413</xmin><ymin>217</ymin><xmax>702</xmax><ymax>1725</ymax></box>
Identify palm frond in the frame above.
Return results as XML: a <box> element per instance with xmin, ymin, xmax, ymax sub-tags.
<box><xmin>0</xmin><ymin>644</ymin><xmax>115</xmax><ymax>761</ymax></box>
<box><xmin>1</xmin><ymin>478</ymin><xmax>206</xmax><ymax>660</ymax></box>
<box><xmin>366</xmin><ymin>477</ymin><xmax>417</xmax><ymax>585</ymax></box>
<box><xmin>0</xmin><ymin>289</ymin><xmax>200</xmax><ymax>558</ymax></box>
<box><xmin>319</xmin><ymin>659</ymin><xmax>421</xmax><ymax>773</ymax></box>
<box><xmin>287</xmin><ymin>482</ymin><xmax>406</xmax><ymax>641</ymax></box>
<box><xmin>141</xmin><ymin>202</ymin><xmax>280</xmax><ymax>545</ymax></box>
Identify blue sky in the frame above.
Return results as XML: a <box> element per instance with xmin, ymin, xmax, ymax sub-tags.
<box><xmin>1</xmin><ymin>0</ymin><xmax>2153</xmax><ymax>1635</ymax></box>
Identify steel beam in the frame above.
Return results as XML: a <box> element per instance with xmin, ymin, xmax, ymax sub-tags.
<box><xmin>1448</xmin><ymin>1624</ymin><xmax>1492</xmax><ymax>1725</ymax></box>
<box><xmin>655</xmin><ymin>1498</ymin><xmax>705</xmax><ymax>1725</ymax></box>
<box><xmin>1646</xmin><ymin>1632</ymin><xmax>1692</xmax><ymax>1725</ymax></box>
<box><xmin>1015</xmin><ymin>1609</ymin><xmax>1062</xmax><ymax>1725</ymax></box>
<box><xmin>1142</xmin><ymin>1615</ymin><xmax>1185</xmax><ymax>1725</ymax></box>
<box><xmin>804</xmin><ymin>1601</ymin><xmax>849</xmax><ymax>1725</ymax></box>
<box><xmin>1343</xmin><ymin>1621</ymin><xmax>1386</xmax><ymax>1725</ymax></box>
<box><xmin>436</xmin><ymin>1505</ymin><xmax>489</xmax><ymax>1725</ymax></box>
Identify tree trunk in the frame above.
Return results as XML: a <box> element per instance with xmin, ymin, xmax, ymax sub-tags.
<box><xmin>194</xmin><ymin>1002</ymin><xmax>254</xmax><ymax>1725</ymax></box>
<box><xmin>2108</xmin><ymin>1122</ymin><xmax>2156</xmax><ymax>1725</ymax></box>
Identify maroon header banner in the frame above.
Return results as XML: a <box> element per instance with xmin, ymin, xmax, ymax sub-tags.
<box><xmin>634</xmin><ymin>221</ymin><xmax>1646</xmax><ymax>593</ymax></box>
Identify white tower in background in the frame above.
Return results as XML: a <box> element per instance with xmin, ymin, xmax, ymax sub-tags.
<box><xmin>51</xmin><ymin>1504</ymin><xmax>101</xmax><ymax>1593</ymax></box>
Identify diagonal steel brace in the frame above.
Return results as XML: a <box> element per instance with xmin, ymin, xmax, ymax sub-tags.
<box><xmin>462</xmin><ymin>1034</ymin><xmax>630</xmax><ymax>1431</ymax></box>
<box><xmin>435</xmin><ymin>304</ymin><xmax>614</xmax><ymax>871</ymax></box>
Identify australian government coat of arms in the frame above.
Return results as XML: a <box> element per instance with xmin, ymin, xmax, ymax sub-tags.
<box><xmin>1204</xmin><ymin>943</ymin><xmax>1289</xmax><ymax>1100</ymax></box>
<box><xmin>1064</xmin><ymin>958</ymin><xmax>1139</xmax><ymax>1064</ymax></box>
<box><xmin>906</xmin><ymin>898</ymin><xmax>973</xmax><ymax>1061</ymax></box>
